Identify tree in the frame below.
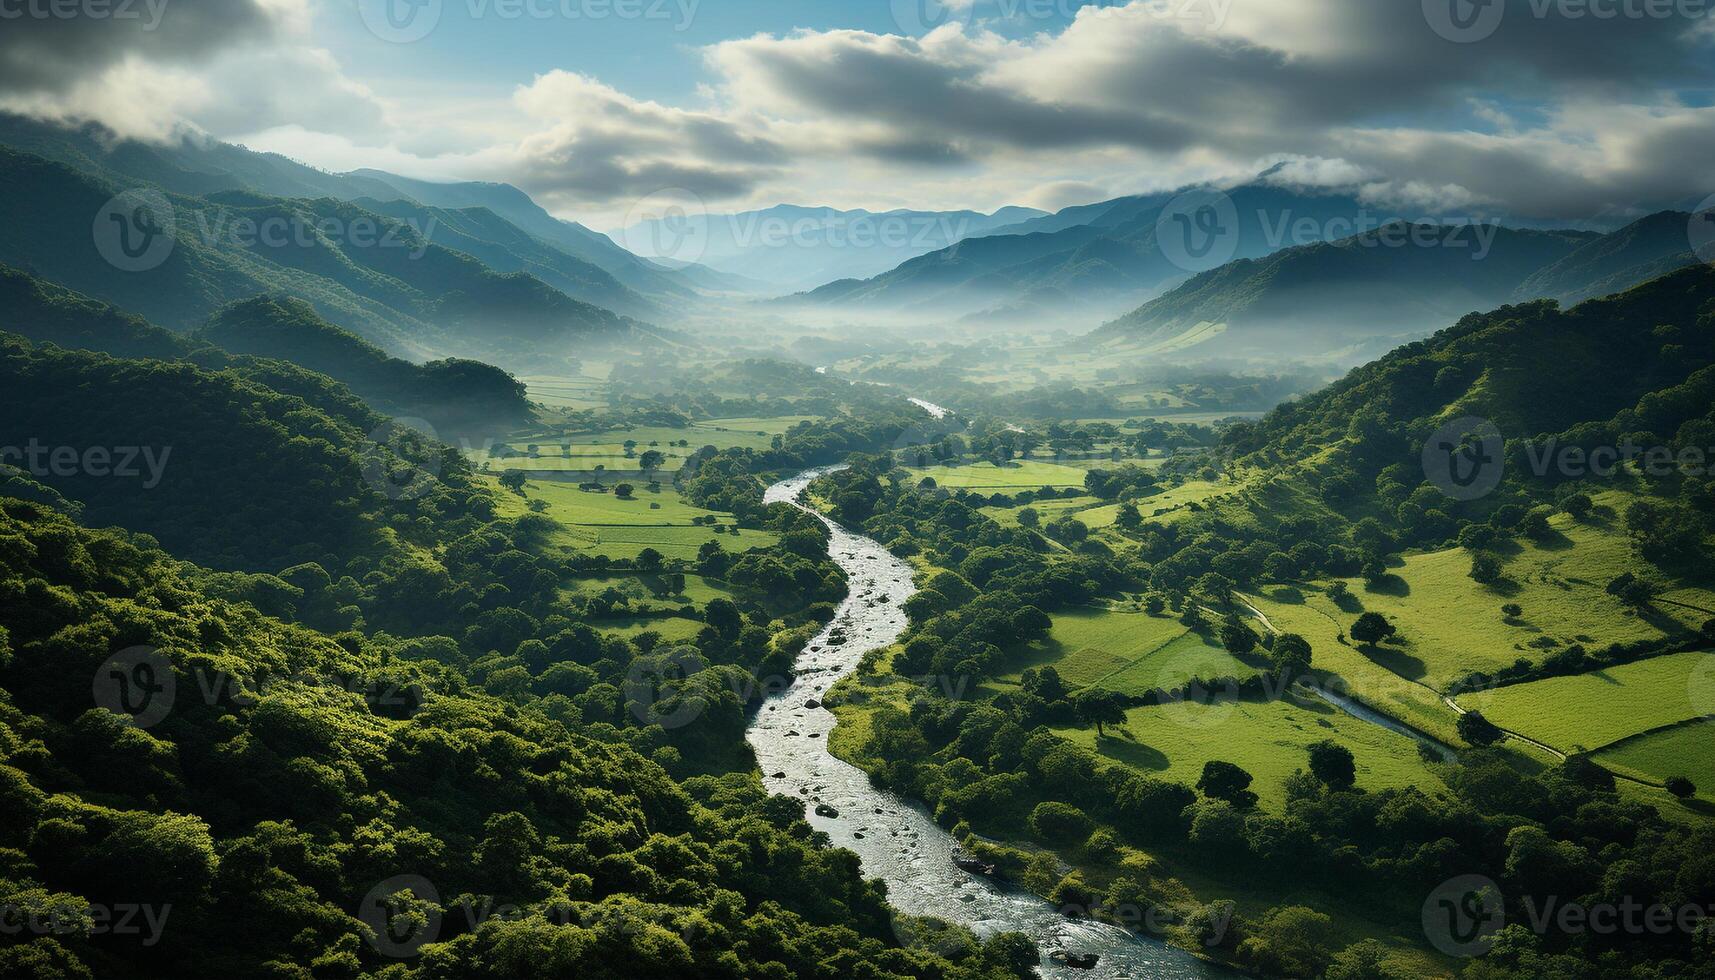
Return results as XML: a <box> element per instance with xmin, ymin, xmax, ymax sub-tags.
<box><xmin>1324</xmin><ymin>939</ymin><xmax>1406</xmax><ymax>980</ymax></box>
<box><xmin>1016</xmin><ymin>507</ymin><xmax>1039</xmax><ymax>528</ymax></box>
<box><xmin>638</xmin><ymin>450</ymin><xmax>666</xmax><ymax>473</ymax></box>
<box><xmin>1469</xmin><ymin>553</ymin><xmax>1502</xmax><ymax>584</ymax></box>
<box><xmin>1028</xmin><ymin>801</ymin><xmax>1094</xmax><ymax>843</ymax></box>
<box><xmin>614</xmin><ymin>483</ymin><xmax>635</xmax><ymax>499</ymax></box>
<box><xmin>1220</xmin><ymin>618</ymin><xmax>1259</xmax><ymax>655</ymax></box>
<box><xmin>1501</xmin><ymin>603</ymin><xmax>1523</xmax><ymax>619</ymax></box>
<box><xmin>1144</xmin><ymin>593</ymin><xmax>1167</xmax><ymax>616</ymax></box>
<box><xmin>1349</xmin><ymin>612</ymin><xmax>1395</xmax><ymax>646</ymax></box>
<box><xmin>1073</xmin><ymin>688</ymin><xmax>1127</xmax><ymax>737</ymax></box>
<box><xmin>1606</xmin><ymin>571</ymin><xmax>1658</xmax><ymax>608</ymax></box>
<box><xmin>1307</xmin><ymin>740</ymin><xmax>1356</xmax><ymax>790</ymax></box>
<box><xmin>499</xmin><ymin>469</ymin><xmax>527</xmax><ymax>494</ymax></box>
<box><xmin>1271</xmin><ymin>633</ymin><xmax>1312</xmax><ymax>680</ymax></box>
<box><xmin>1237</xmin><ymin>905</ymin><xmax>1338</xmax><ymax>978</ymax></box>
<box><xmin>1115</xmin><ymin>502</ymin><xmax>1142</xmax><ymax>530</ymax></box>
<box><xmin>1457</xmin><ymin>709</ymin><xmax>1504</xmax><ymax>747</ymax></box>
<box><xmin>1197</xmin><ymin>760</ymin><xmax>1258</xmax><ymax>808</ymax></box>
<box><xmin>636</xmin><ymin>548</ymin><xmax>664</xmax><ymax>572</ymax></box>
<box><xmin>1666</xmin><ymin>776</ymin><xmax>1696</xmax><ymax>800</ymax></box>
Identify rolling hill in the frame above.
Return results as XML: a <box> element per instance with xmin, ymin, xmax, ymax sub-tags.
<box><xmin>1090</xmin><ymin>214</ymin><xmax>1704</xmax><ymax>363</ymax></box>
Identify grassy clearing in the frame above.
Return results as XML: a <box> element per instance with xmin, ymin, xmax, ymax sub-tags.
<box><xmin>1052</xmin><ymin>691</ymin><xmax>1448</xmax><ymax>812</ymax></box>
<box><xmin>906</xmin><ymin>460</ymin><xmax>1093</xmax><ymax>490</ymax></box>
<box><xmin>996</xmin><ymin>608</ymin><xmax>1258</xmax><ymax>695</ymax></box>
<box><xmin>979</xmin><ymin>495</ymin><xmax>1105</xmax><ymax>527</ymax></box>
<box><xmin>1595</xmin><ymin>721</ymin><xmax>1715</xmax><ymax>801</ymax></box>
<box><xmin>1245</xmin><ymin>589</ymin><xmax>1461</xmax><ymax>744</ymax></box>
<box><xmin>597</xmin><ymin>616</ymin><xmax>706</xmax><ymax>643</ymax></box>
<box><xmin>487</xmin><ymin>477</ymin><xmax>777</xmax><ymax>560</ymax></box>
<box><xmin>1461</xmin><ymin>651</ymin><xmax>1714</xmax><ymax>754</ymax></box>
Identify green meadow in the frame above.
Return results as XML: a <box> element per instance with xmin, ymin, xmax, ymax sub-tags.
<box><xmin>1052</xmin><ymin>692</ymin><xmax>1447</xmax><ymax>812</ymax></box>
<box><xmin>487</xmin><ymin>476</ymin><xmax>777</xmax><ymax>560</ymax></box>
<box><xmin>995</xmin><ymin>607</ymin><xmax>1257</xmax><ymax>694</ymax></box>
<box><xmin>907</xmin><ymin>459</ymin><xmax>1093</xmax><ymax>489</ymax></box>
<box><xmin>1462</xmin><ymin>650</ymin><xmax>1714</xmax><ymax>754</ymax></box>
<box><xmin>1594</xmin><ymin>722</ymin><xmax>1715</xmax><ymax>800</ymax></box>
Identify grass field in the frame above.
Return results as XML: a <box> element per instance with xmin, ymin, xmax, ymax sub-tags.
<box><xmin>474</xmin><ymin>419</ymin><xmax>808</xmax><ymax>473</ymax></box>
<box><xmin>1461</xmin><ymin>650</ymin><xmax>1715</xmax><ymax>754</ymax></box>
<box><xmin>995</xmin><ymin>608</ymin><xmax>1259</xmax><ymax>694</ymax></box>
<box><xmin>980</xmin><ymin>495</ymin><xmax>1105</xmax><ymax>527</ymax></box>
<box><xmin>907</xmin><ymin>460</ymin><xmax>1093</xmax><ymax>490</ymax></box>
<box><xmin>1594</xmin><ymin>721</ymin><xmax>1715</xmax><ymax>801</ymax></box>
<box><xmin>487</xmin><ymin>477</ymin><xmax>777</xmax><ymax>560</ymax></box>
<box><xmin>1052</xmin><ymin>691</ymin><xmax>1448</xmax><ymax>811</ymax></box>
<box><xmin>597</xmin><ymin>616</ymin><xmax>706</xmax><ymax>643</ymax></box>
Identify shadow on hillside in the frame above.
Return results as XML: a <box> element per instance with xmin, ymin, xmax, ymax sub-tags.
<box><xmin>1265</xmin><ymin>586</ymin><xmax>1306</xmax><ymax>604</ymax></box>
<box><xmin>1364</xmin><ymin>575</ymin><xmax>1410</xmax><ymax>597</ymax></box>
<box><xmin>1530</xmin><ymin>529</ymin><xmax>1576</xmax><ymax>551</ymax></box>
<box><xmin>1092</xmin><ymin>732</ymin><xmax>1170</xmax><ymax>772</ymax></box>
<box><xmin>1359</xmin><ymin>642</ymin><xmax>1428</xmax><ymax>682</ymax></box>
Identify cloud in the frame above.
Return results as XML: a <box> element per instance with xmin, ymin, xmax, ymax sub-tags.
<box><xmin>0</xmin><ymin>0</ymin><xmax>387</xmax><ymax>143</ymax></box>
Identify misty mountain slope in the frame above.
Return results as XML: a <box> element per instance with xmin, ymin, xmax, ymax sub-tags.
<box><xmin>199</xmin><ymin>296</ymin><xmax>534</xmax><ymax>435</ymax></box>
<box><xmin>795</xmin><ymin>182</ymin><xmax>1374</xmax><ymax>322</ymax></box>
<box><xmin>0</xmin><ymin>113</ymin><xmax>740</xmax><ymax>305</ymax></box>
<box><xmin>1225</xmin><ymin>262</ymin><xmax>1715</xmax><ymax>470</ymax></box>
<box><xmin>1511</xmin><ymin>210</ymin><xmax>1701</xmax><ymax>306</ymax></box>
<box><xmin>0</xmin><ymin>263</ymin><xmax>200</xmax><ymax>361</ymax></box>
<box><xmin>355</xmin><ymin>197</ymin><xmax>661</xmax><ymax>320</ymax></box>
<box><xmin>620</xmin><ymin>203</ymin><xmax>1046</xmax><ymax>290</ymax></box>
<box><xmin>1088</xmin><ymin>224</ymin><xmax>1597</xmax><ymax>361</ymax></box>
<box><xmin>0</xmin><ymin>148</ymin><xmax>671</xmax><ymax>369</ymax></box>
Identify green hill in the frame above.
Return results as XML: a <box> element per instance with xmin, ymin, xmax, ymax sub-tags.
<box><xmin>199</xmin><ymin>295</ymin><xmax>533</xmax><ymax>437</ymax></box>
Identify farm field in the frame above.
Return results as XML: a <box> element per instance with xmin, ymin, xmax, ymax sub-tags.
<box><xmin>1245</xmin><ymin>589</ymin><xmax>1461</xmax><ymax>744</ymax></box>
<box><xmin>980</xmin><ymin>495</ymin><xmax>1104</xmax><ymax>527</ymax></box>
<box><xmin>1078</xmin><ymin>479</ymin><xmax>1237</xmax><ymax>527</ymax></box>
<box><xmin>995</xmin><ymin>608</ymin><xmax>1252</xmax><ymax>692</ymax></box>
<box><xmin>907</xmin><ymin>459</ymin><xmax>1094</xmax><ymax>490</ymax></box>
<box><xmin>487</xmin><ymin>477</ymin><xmax>777</xmax><ymax>560</ymax></box>
<box><xmin>1051</xmin><ymin>691</ymin><xmax>1447</xmax><ymax>812</ymax></box>
<box><xmin>1461</xmin><ymin>650</ymin><xmax>1715</xmax><ymax>754</ymax></box>
<box><xmin>520</xmin><ymin>370</ymin><xmax>610</xmax><ymax>409</ymax></box>
<box><xmin>1594</xmin><ymin>722</ymin><xmax>1715</xmax><ymax>801</ymax></box>
<box><xmin>1278</xmin><ymin>504</ymin><xmax>1709</xmax><ymax>691</ymax></box>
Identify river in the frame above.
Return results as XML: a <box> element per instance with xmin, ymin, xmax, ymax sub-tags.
<box><xmin>749</xmin><ymin>460</ymin><xmax>1234</xmax><ymax>978</ymax></box>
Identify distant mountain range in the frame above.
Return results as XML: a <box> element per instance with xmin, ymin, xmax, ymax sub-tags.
<box><xmin>617</xmin><ymin>204</ymin><xmax>1045</xmax><ymax>291</ymax></box>
<box><xmin>0</xmin><ymin>119</ymin><xmax>693</xmax><ymax>371</ymax></box>
<box><xmin>1086</xmin><ymin>211</ymin><xmax>1705</xmax><ymax>363</ymax></box>
<box><xmin>787</xmin><ymin>181</ymin><xmax>1384</xmax><ymax>323</ymax></box>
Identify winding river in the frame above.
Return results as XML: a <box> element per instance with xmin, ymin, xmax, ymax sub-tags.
<box><xmin>749</xmin><ymin>461</ymin><xmax>1234</xmax><ymax>978</ymax></box>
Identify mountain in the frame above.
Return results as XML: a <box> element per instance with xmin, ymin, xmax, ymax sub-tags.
<box><xmin>789</xmin><ymin>182</ymin><xmax>1377</xmax><ymax>323</ymax></box>
<box><xmin>1511</xmin><ymin>210</ymin><xmax>1702</xmax><ymax>306</ymax></box>
<box><xmin>618</xmin><ymin>204</ymin><xmax>1046</xmax><ymax>291</ymax></box>
<box><xmin>198</xmin><ymin>295</ymin><xmax>534</xmax><ymax>437</ymax></box>
<box><xmin>1091</xmin><ymin>211</ymin><xmax>1708</xmax><ymax>364</ymax></box>
<box><xmin>0</xmin><ymin>113</ymin><xmax>739</xmax><ymax>308</ymax></box>
<box><xmin>0</xmin><ymin>147</ymin><xmax>675</xmax><ymax>370</ymax></box>
<box><xmin>1088</xmin><ymin>223</ymin><xmax>1596</xmax><ymax>362</ymax></box>
<box><xmin>1224</xmin><ymin>262</ymin><xmax>1715</xmax><ymax>497</ymax></box>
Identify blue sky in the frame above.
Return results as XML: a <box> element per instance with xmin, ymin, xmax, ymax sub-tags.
<box><xmin>2</xmin><ymin>0</ymin><xmax>1711</xmax><ymax>226</ymax></box>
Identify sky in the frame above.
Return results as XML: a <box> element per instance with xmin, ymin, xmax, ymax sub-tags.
<box><xmin>3</xmin><ymin>0</ymin><xmax>1713</xmax><ymax>228</ymax></box>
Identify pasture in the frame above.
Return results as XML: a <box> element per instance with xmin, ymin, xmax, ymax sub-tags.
<box><xmin>907</xmin><ymin>459</ymin><xmax>1093</xmax><ymax>490</ymax></box>
<box><xmin>487</xmin><ymin>477</ymin><xmax>777</xmax><ymax>560</ymax></box>
<box><xmin>1461</xmin><ymin>650</ymin><xmax>1714</xmax><ymax>754</ymax></box>
<box><xmin>1051</xmin><ymin>691</ymin><xmax>1447</xmax><ymax>812</ymax></box>
<box><xmin>995</xmin><ymin>607</ymin><xmax>1254</xmax><ymax>693</ymax></box>
<box><xmin>1594</xmin><ymin>722</ymin><xmax>1715</xmax><ymax>802</ymax></box>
